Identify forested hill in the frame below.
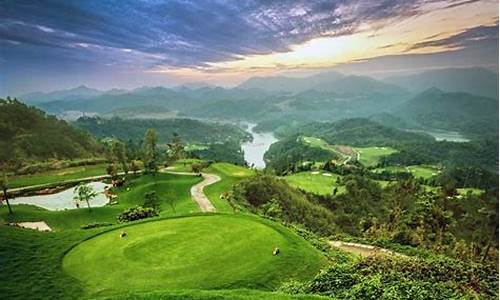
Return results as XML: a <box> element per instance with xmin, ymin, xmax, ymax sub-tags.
<box><xmin>0</xmin><ymin>99</ymin><xmax>102</xmax><ymax>166</ymax></box>
<box><xmin>395</xmin><ymin>88</ymin><xmax>499</xmax><ymax>137</ymax></box>
<box><xmin>73</xmin><ymin>117</ymin><xmax>251</xmax><ymax>145</ymax></box>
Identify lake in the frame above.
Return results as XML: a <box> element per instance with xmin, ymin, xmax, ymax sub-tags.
<box><xmin>242</xmin><ymin>124</ymin><xmax>278</xmax><ymax>169</ymax></box>
<box><xmin>10</xmin><ymin>181</ymin><xmax>110</xmax><ymax>211</ymax></box>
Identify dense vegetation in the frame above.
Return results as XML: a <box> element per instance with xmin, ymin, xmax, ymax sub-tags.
<box><xmin>74</xmin><ymin>116</ymin><xmax>251</xmax><ymax>145</ymax></box>
<box><xmin>0</xmin><ymin>99</ymin><xmax>102</xmax><ymax>168</ymax></box>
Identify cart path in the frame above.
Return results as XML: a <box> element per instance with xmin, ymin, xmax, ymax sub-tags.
<box><xmin>163</xmin><ymin>171</ymin><xmax>220</xmax><ymax>212</ymax></box>
<box><xmin>329</xmin><ymin>240</ymin><xmax>406</xmax><ymax>258</ymax></box>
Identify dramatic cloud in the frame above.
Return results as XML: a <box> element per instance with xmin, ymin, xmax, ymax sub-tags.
<box><xmin>0</xmin><ymin>0</ymin><xmax>497</xmax><ymax>94</ymax></box>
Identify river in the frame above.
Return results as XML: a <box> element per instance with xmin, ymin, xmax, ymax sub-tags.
<box><xmin>242</xmin><ymin>124</ymin><xmax>278</xmax><ymax>169</ymax></box>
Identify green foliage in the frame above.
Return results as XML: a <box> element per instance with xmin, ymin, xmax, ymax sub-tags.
<box><xmin>228</xmin><ymin>174</ymin><xmax>336</xmax><ymax>235</ymax></box>
<box><xmin>74</xmin><ymin>116</ymin><xmax>251</xmax><ymax>145</ymax></box>
<box><xmin>73</xmin><ymin>183</ymin><xmax>98</xmax><ymax>211</ymax></box>
<box><xmin>189</xmin><ymin>141</ymin><xmax>246</xmax><ymax>165</ymax></box>
<box><xmin>0</xmin><ymin>99</ymin><xmax>102</xmax><ymax>167</ymax></box>
<box><xmin>117</xmin><ymin>206</ymin><xmax>159</xmax><ymax>222</ymax></box>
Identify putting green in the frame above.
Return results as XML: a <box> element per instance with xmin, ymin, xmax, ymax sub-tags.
<box><xmin>63</xmin><ymin>215</ymin><xmax>325</xmax><ymax>294</ymax></box>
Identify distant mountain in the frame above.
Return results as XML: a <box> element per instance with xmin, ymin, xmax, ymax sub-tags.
<box><xmin>238</xmin><ymin>71</ymin><xmax>345</xmax><ymax>93</ymax></box>
<box><xmin>174</xmin><ymin>81</ymin><xmax>216</xmax><ymax>90</ymax></box>
<box><xmin>239</xmin><ymin>71</ymin><xmax>406</xmax><ymax>95</ymax></box>
<box><xmin>384</xmin><ymin>67</ymin><xmax>499</xmax><ymax>98</ymax></box>
<box><xmin>20</xmin><ymin>85</ymin><xmax>103</xmax><ymax>103</ymax></box>
<box><xmin>0</xmin><ymin>98</ymin><xmax>102</xmax><ymax>165</ymax></box>
<box><xmin>313</xmin><ymin>75</ymin><xmax>407</xmax><ymax>95</ymax></box>
<box><xmin>395</xmin><ymin>88</ymin><xmax>498</xmax><ymax>136</ymax></box>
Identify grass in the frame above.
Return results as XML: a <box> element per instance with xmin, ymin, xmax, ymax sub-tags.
<box><xmin>284</xmin><ymin>172</ymin><xmax>344</xmax><ymax>195</ymax></box>
<box><xmin>354</xmin><ymin>147</ymin><xmax>397</xmax><ymax>167</ymax></box>
<box><xmin>7</xmin><ymin>163</ymin><xmax>110</xmax><ymax>189</ymax></box>
<box><xmin>407</xmin><ymin>165</ymin><xmax>440</xmax><ymax>180</ymax></box>
<box><xmin>0</xmin><ymin>173</ymin><xmax>201</xmax><ymax>231</ymax></box>
<box><xmin>204</xmin><ymin>163</ymin><xmax>254</xmax><ymax>212</ymax></box>
<box><xmin>167</xmin><ymin>159</ymin><xmax>204</xmax><ymax>172</ymax></box>
<box><xmin>0</xmin><ymin>225</ymin><xmax>89</xmax><ymax>300</ymax></box>
<box><xmin>63</xmin><ymin>214</ymin><xmax>326</xmax><ymax>295</ymax></box>
<box><xmin>89</xmin><ymin>289</ymin><xmax>331</xmax><ymax>300</ymax></box>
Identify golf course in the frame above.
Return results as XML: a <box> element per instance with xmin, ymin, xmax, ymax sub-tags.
<box><xmin>63</xmin><ymin>214</ymin><xmax>325</xmax><ymax>293</ymax></box>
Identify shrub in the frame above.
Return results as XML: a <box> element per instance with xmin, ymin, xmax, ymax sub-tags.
<box><xmin>143</xmin><ymin>191</ymin><xmax>160</xmax><ymax>209</ymax></box>
<box><xmin>117</xmin><ymin>206</ymin><xmax>158</xmax><ymax>222</ymax></box>
<box><xmin>81</xmin><ymin>222</ymin><xmax>113</xmax><ymax>230</ymax></box>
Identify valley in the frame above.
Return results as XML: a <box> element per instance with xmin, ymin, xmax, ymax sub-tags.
<box><xmin>0</xmin><ymin>67</ymin><xmax>498</xmax><ymax>300</ymax></box>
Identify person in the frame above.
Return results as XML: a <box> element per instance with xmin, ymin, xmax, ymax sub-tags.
<box><xmin>273</xmin><ymin>246</ymin><xmax>280</xmax><ymax>255</ymax></box>
<box><xmin>76</xmin><ymin>202</ymin><xmax>80</xmax><ymax>209</ymax></box>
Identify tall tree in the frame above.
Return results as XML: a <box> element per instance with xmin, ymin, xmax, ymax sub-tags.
<box><xmin>143</xmin><ymin>129</ymin><xmax>159</xmax><ymax>175</ymax></box>
<box><xmin>112</xmin><ymin>140</ymin><xmax>129</xmax><ymax>175</ymax></box>
<box><xmin>0</xmin><ymin>172</ymin><xmax>13</xmax><ymax>214</ymax></box>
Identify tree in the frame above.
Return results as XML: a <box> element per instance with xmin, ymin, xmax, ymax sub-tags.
<box><xmin>0</xmin><ymin>173</ymin><xmax>13</xmax><ymax>214</ymax></box>
<box><xmin>144</xmin><ymin>129</ymin><xmax>159</xmax><ymax>175</ymax></box>
<box><xmin>167</xmin><ymin>132</ymin><xmax>185</xmax><ymax>162</ymax></box>
<box><xmin>130</xmin><ymin>160</ymin><xmax>142</xmax><ymax>175</ymax></box>
<box><xmin>112</xmin><ymin>140</ymin><xmax>129</xmax><ymax>175</ymax></box>
<box><xmin>74</xmin><ymin>184</ymin><xmax>98</xmax><ymax>212</ymax></box>
<box><xmin>106</xmin><ymin>163</ymin><xmax>118</xmax><ymax>180</ymax></box>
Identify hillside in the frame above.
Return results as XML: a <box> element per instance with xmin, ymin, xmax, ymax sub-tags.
<box><xmin>395</xmin><ymin>88</ymin><xmax>499</xmax><ymax>137</ymax></box>
<box><xmin>73</xmin><ymin>116</ymin><xmax>251</xmax><ymax>145</ymax></box>
<box><xmin>0</xmin><ymin>99</ymin><xmax>102</xmax><ymax>166</ymax></box>
<box><xmin>384</xmin><ymin>67</ymin><xmax>499</xmax><ymax>98</ymax></box>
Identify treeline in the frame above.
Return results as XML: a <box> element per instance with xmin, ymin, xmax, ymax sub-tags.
<box><xmin>0</xmin><ymin>98</ymin><xmax>102</xmax><ymax>168</ymax></box>
<box><xmin>74</xmin><ymin>116</ymin><xmax>251</xmax><ymax>145</ymax></box>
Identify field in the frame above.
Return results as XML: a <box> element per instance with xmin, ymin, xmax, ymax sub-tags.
<box><xmin>284</xmin><ymin>172</ymin><xmax>344</xmax><ymax>195</ymax></box>
<box><xmin>354</xmin><ymin>146</ymin><xmax>398</xmax><ymax>167</ymax></box>
<box><xmin>63</xmin><ymin>214</ymin><xmax>325</xmax><ymax>294</ymax></box>
<box><xmin>0</xmin><ymin>173</ymin><xmax>201</xmax><ymax>230</ymax></box>
<box><xmin>7</xmin><ymin>163</ymin><xmax>110</xmax><ymax>189</ymax></box>
<box><xmin>372</xmin><ymin>165</ymin><xmax>440</xmax><ymax>180</ymax></box>
<box><xmin>167</xmin><ymin>158</ymin><xmax>204</xmax><ymax>172</ymax></box>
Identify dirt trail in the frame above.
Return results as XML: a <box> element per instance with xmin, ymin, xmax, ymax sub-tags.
<box><xmin>329</xmin><ymin>240</ymin><xmax>406</xmax><ymax>258</ymax></box>
<box><xmin>163</xmin><ymin>171</ymin><xmax>220</xmax><ymax>212</ymax></box>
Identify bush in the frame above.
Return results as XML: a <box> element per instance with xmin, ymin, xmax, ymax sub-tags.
<box><xmin>117</xmin><ymin>206</ymin><xmax>158</xmax><ymax>222</ymax></box>
<box><xmin>81</xmin><ymin>222</ymin><xmax>113</xmax><ymax>229</ymax></box>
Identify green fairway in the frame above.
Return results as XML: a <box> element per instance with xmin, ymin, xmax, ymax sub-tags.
<box><xmin>204</xmin><ymin>163</ymin><xmax>254</xmax><ymax>212</ymax></box>
<box><xmin>63</xmin><ymin>214</ymin><xmax>325</xmax><ymax>294</ymax></box>
<box><xmin>354</xmin><ymin>146</ymin><xmax>397</xmax><ymax>167</ymax></box>
<box><xmin>7</xmin><ymin>163</ymin><xmax>109</xmax><ymax>189</ymax></box>
<box><xmin>0</xmin><ymin>173</ymin><xmax>201</xmax><ymax>231</ymax></box>
<box><xmin>407</xmin><ymin>165</ymin><xmax>440</xmax><ymax>179</ymax></box>
<box><xmin>284</xmin><ymin>172</ymin><xmax>344</xmax><ymax>195</ymax></box>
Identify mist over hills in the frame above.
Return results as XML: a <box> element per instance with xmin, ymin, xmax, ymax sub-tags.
<box><xmin>13</xmin><ymin>67</ymin><xmax>498</xmax><ymax>139</ymax></box>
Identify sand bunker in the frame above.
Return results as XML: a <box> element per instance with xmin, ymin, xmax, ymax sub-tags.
<box><xmin>14</xmin><ymin>221</ymin><xmax>52</xmax><ymax>232</ymax></box>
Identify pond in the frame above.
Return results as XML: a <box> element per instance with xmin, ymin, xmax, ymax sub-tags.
<box><xmin>10</xmin><ymin>181</ymin><xmax>110</xmax><ymax>211</ymax></box>
<box><xmin>242</xmin><ymin>124</ymin><xmax>278</xmax><ymax>169</ymax></box>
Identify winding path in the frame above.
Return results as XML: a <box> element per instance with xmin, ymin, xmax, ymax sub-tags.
<box><xmin>163</xmin><ymin>171</ymin><xmax>220</xmax><ymax>212</ymax></box>
<box><xmin>329</xmin><ymin>240</ymin><xmax>406</xmax><ymax>258</ymax></box>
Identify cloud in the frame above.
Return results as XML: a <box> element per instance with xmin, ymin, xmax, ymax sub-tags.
<box><xmin>1</xmin><ymin>0</ymin><xmax>467</xmax><ymax>69</ymax></box>
<box><xmin>407</xmin><ymin>24</ymin><xmax>498</xmax><ymax>52</ymax></box>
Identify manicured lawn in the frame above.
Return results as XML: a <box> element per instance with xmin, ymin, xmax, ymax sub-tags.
<box><xmin>204</xmin><ymin>163</ymin><xmax>254</xmax><ymax>212</ymax></box>
<box><xmin>63</xmin><ymin>214</ymin><xmax>326</xmax><ymax>294</ymax></box>
<box><xmin>354</xmin><ymin>147</ymin><xmax>397</xmax><ymax>167</ymax></box>
<box><xmin>167</xmin><ymin>158</ymin><xmax>204</xmax><ymax>172</ymax></box>
<box><xmin>7</xmin><ymin>163</ymin><xmax>110</xmax><ymax>188</ymax></box>
<box><xmin>92</xmin><ymin>289</ymin><xmax>331</xmax><ymax>299</ymax></box>
<box><xmin>407</xmin><ymin>165</ymin><xmax>440</xmax><ymax>180</ymax></box>
<box><xmin>0</xmin><ymin>173</ymin><xmax>201</xmax><ymax>231</ymax></box>
<box><xmin>284</xmin><ymin>172</ymin><xmax>344</xmax><ymax>195</ymax></box>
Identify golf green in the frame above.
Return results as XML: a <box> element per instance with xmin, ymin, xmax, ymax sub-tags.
<box><xmin>63</xmin><ymin>215</ymin><xmax>325</xmax><ymax>294</ymax></box>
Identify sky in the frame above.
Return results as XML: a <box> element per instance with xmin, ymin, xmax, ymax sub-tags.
<box><xmin>1</xmin><ymin>0</ymin><xmax>498</xmax><ymax>95</ymax></box>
